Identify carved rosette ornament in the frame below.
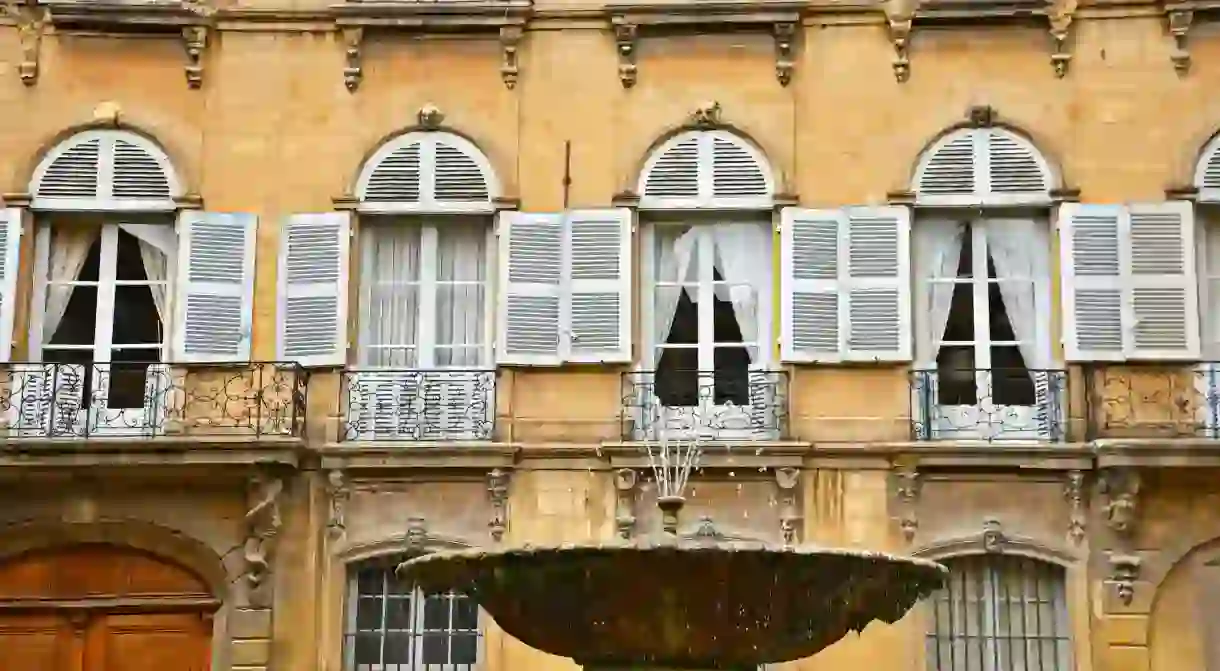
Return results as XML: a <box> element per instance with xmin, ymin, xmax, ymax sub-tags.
<box><xmin>892</xmin><ymin>464</ymin><xmax>920</xmax><ymax>542</ymax></box>
<box><xmin>243</xmin><ymin>472</ymin><xmax>284</xmax><ymax>605</ymax></box>
<box><xmin>1064</xmin><ymin>470</ymin><xmax>1086</xmax><ymax>545</ymax></box>
<box><xmin>326</xmin><ymin>470</ymin><xmax>351</xmax><ymax>541</ymax></box>
<box><xmin>487</xmin><ymin>469</ymin><xmax>510</xmax><ymax>543</ymax></box>
<box><xmin>774</xmin><ymin>467</ymin><xmax>802</xmax><ymax>546</ymax></box>
<box><xmin>1109</xmin><ymin>554</ymin><xmax>1141</xmax><ymax>606</ymax></box>
<box><xmin>614</xmin><ymin>468</ymin><xmax>639</xmax><ymax>540</ymax></box>
<box><xmin>1099</xmin><ymin>467</ymin><xmax>1141</xmax><ymax>539</ymax></box>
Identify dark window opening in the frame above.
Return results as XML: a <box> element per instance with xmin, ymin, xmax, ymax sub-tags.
<box><xmin>656</xmin><ymin>270</ymin><xmax>750</xmax><ymax>407</ymax></box>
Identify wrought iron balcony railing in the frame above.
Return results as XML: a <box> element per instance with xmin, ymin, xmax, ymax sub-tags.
<box><xmin>0</xmin><ymin>361</ymin><xmax>307</xmax><ymax>439</ymax></box>
<box><xmin>620</xmin><ymin>369</ymin><xmax>789</xmax><ymax>442</ymax></box>
<box><xmin>910</xmin><ymin>368</ymin><xmax>1067</xmax><ymax>442</ymax></box>
<box><xmin>1085</xmin><ymin>363</ymin><xmax>1220</xmax><ymax>440</ymax></box>
<box><xmin>341</xmin><ymin>369</ymin><xmax>496</xmax><ymax>442</ymax></box>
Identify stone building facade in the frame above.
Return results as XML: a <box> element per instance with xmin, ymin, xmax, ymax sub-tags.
<box><xmin>0</xmin><ymin>0</ymin><xmax>1218</xmax><ymax>670</ymax></box>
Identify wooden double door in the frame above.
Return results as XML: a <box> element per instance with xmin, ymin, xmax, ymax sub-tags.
<box><xmin>0</xmin><ymin>543</ymin><xmax>214</xmax><ymax>671</ymax></box>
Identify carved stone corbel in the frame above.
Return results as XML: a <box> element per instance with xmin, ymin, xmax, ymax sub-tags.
<box><xmin>1047</xmin><ymin>0</ymin><xmax>1076</xmax><ymax>78</ymax></box>
<box><xmin>487</xmin><ymin>468</ymin><xmax>510</xmax><ymax>542</ymax></box>
<box><xmin>325</xmin><ymin>470</ymin><xmax>351</xmax><ymax>541</ymax></box>
<box><xmin>243</xmin><ymin>473</ymin><xmax>284</xmax><ymax>604</ymax></box>
<box><xmin>886</xmin><ymin>13</ymin><xmax>913</xmax><ymax>83</ymax></box>
<box><xmin>405</xmin><ymin>516</ymin><xmax>428</xmax><ymax>553</ymax></box>
<box><xmin>613</xmin><ymin>468</ymin><xmax>639</xmax><ymax>540</ymax></box>
<box><xmin>1168</xmin><ymin>9</ymin><xmax>1194</xmax><ymax>75</ymax></box>
<box><xmin>418</xmin><ymin>104</ymin><xmax>444</xmax><ymax>130</ymax></box>
<box><xmin>181</xmin><ymin>26</ymin><xmax>208</xmax><ymax>89</ymax></box>
<box><xmin>1064</xmin><ymin>470</ymin><xmax>1086</xmax><ymax>545</ymax></box>
<box><xmin>689</xmin><ymin>101</ymin><xmax>723</xmax><ymax>129</ymax></box>
<box><xmin>773</xmin><ymin>22</ymin><xmax>796</xmax><ymax>87</ymax></box>
<box><xmin>1109</xmin><ymin>554</ymin><xmax>1141</xmax><ymax>606</ymax></box>
<box><xmin>774</xmin><ymin>467</ymin><xmax>802</xmax><ymax>545</ymax></box>
<box><xmin>1099</xmin><ymin>467</ymin><xmax>1141</xmax><ymax>539</ymax></box>
<box><xmin>613</xmin><ymin>21</ymin><xmax>638</xmax><ymax>89</ymax></box>
<box><xmin>342</xmin><ymin>27</ymin><xmax>364</xmax><ymax>93</ymax></box>
<box><xmin>499</xmin><ymin>26</ymin><xmax>523</xmax><ymax>90</ymax></box>
<box><xmin>3</xmin><ymin>1</ymin><xmax>48</xmax><ymax>86</ymax></box>
<box><xmin>891</xmin><ymin>464</ymin><xmax>920</xmax><ymax>542</ymax></box>
<box><xmin>982</xmin><ymin>518</ymin><xmax>1006</xmax><ymax>552</ymax></box>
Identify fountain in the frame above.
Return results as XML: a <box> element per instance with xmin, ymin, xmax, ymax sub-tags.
<box><xmin>398</xmin><ymin>405</ymin><xmax>948</xmax><ymax>671</ymax></box>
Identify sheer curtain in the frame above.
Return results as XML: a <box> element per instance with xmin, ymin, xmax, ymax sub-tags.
<box><xmin>360</xmin><ymin>225</ymin><xmax>421</xmax><ymax>367</ymax></box>
<box><xmin>435</xmin><ymin>222</ymin><xmax>486</xmax><ymax>367</ymax></box>
<box><xmin>652</xmin><ymin>226</ymin><xmax>697</xmax><ymax>350</ymax></box>
<box><xmin>980</xmin><ymin>218</ymin><xmax>1049</xmax><ymax>372</ymax></box>
<box><xmin>119</xmin><ymin>223</ymin><xmax>176</xmax><ymax>325</ymax></box>
<box><xmin>43</xmin><ymin>226</ymin><xmax>101</xmax><ymax>343</ymax></box>
<box><xmin>710</xmin><ymin>223</ymin><xmax>771</xmax><ymax>362</ymax></box>
<box><xmin>913</xmin><ymin>218</ymin><xmax>965</xmax><ymax>365</ymax></box>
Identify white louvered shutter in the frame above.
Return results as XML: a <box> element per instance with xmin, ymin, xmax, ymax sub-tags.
<box><xmin>497</xmin><ymin>212</ymin><xmax>563</xmax><ymax>366</ymax></box>
<box><xmin>0</xmin><ymin>209</ymin><xmax>22</xmax><ymax>363</ymax></box>
<box><xmin>709</xmin><ymin>134</ymin><xmax>769</xmax><ymax>199</ymax></box>
<box><xmin>565</xmin><ymin>209</ymin><xmax>632</xmax><ymax>364</ymax></box>
<box><xmin>1126</xmin><ymin>201</ymin><xmax>1199</xmax><ymax>360</ymax></box>
<box><xmin>277</xmin><ymin>213</ymin><xmax>350</xmax><ymax>367</ymax></box>
<box><xmin>642</xmin><ymin>135</ymin><xmax>700</xmax><ymax>200</ymax></box>
<box><xmin>843</xmin><ymin>206</ymin><xmax>911</xmax><ymax>361</ymax></box>
<box><xmin>37</xmin><ymin>138</ymin><xmax>102</xmax><ymax>200</ymax></box>
<box><xmin>111</xmin><ymin>137</ymin><xmax>173</xmax><ymax>201</ymax></box>
<box><xmin>363</xmin><ymin>142</ymin><xmax>423</xmax><ymax>204</ymax></box>
<box><xmin>1059</xmin><ymin>204</ymin><xmax>1125</xmax><ymax>361</ymax></box>
<box><xmin>173</xmin><ymin>211</ymin><xmax>258</xmax><ymax>363</ymax></box>
<box><xmin>781</xmin><ymin>208</ymin><xmax>844</xmax><ymax>362</ymax></box>
<box><xmin>916</xmin><ymin>132</ymin><xmax>976</xmax><ymax>196</ymax></box>
<box><xmin>985</xmin><ymin>130</ymin><xmax>1048</xmax><ymax>195</ymax></box>
<box><xmin>432</xmin><ymin>139</ymin><xmax>491</xmax><ymax>204</ymax></box>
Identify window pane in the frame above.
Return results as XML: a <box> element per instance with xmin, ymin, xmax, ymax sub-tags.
<box><xmin>422</xmin><ymin>595</ymin><xmax>449</xmax><ymax>630</ymax></box>
<box><xmin>356</xmin><ymin>597</ymin><xmax>384</xmax><ymax>631</ymax></box>
<box><xmin>361</xmin><ymin>225</ymin><xmax>421</xmax><ymax>366</ymax></box>
<box><xmin>48</xmin><ymin>285</ymin><xmax>97</xmax><ymax>346</ymax></box>
<box><xmin>450</xmin><ymin>632</ymin><xmax>478</xmax><ymax>664</ymax></box>
<box><xmin>436</xmin><ymin>223</ymin><xmax>487</xmax><ymax>364</ymax></box>
<box><xmin>382</xmin><ymin>633</ymin><xmax>413</xmax><ymax>664</ymax></box>
<box><xmin>991</xmin><ymin>346</ymin><xmax>1034</xmax><ymax>406</ymax></box>
<box><xmin>936</xmin><ymin>346</ymin><xmax>977</xmax><ymax>405</ymax></box>
<box><xmin>112</xmin><ymin>285</ymin><xmax>163</xmax><ymax>345</ymax></box>
<box><xmin>452</xmin><ymin>597</ymin><xmax>477</xmax><ymax>629</ymax></box>
<box><xmin>351</xmin><ymin>632</ymin><xmax>382</xmax><ymax>666</ymax></box>
<box><xmin>385</xmin><ymin>597</ymin><xmax>412</xmax><ymax>630</ymax></box>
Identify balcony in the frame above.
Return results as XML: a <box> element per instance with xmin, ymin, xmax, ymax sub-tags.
<box><xmin>0</xmin><ymin>361</ymin><xmax>307</xmax><ymax>440</ymax></box>
<box><xmin>910</xmin><ymin>368</ymin><xmax>1068</xmax><ymax>442</ymax></box>
<box><xmin>620</xmin><ymin>370</ymin><xmax>789</xmax><ymax>442</ymax></box>
<box><xmin>341</xmin><ymin>369</ymin><xmax>496</xmax><ymax>442</ymax></box>
<box><xmin>1085</xmin><ymin>363</ymin><xmax>1220</xmax><ymax>440</ymax></box>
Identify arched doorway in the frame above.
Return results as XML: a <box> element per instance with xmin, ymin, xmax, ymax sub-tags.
<box><xmin>0</xmin><ymin>543</ymin><xmax>215</xmax><ymax>671</ymax></box>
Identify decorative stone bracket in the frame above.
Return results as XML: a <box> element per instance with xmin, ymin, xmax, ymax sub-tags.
<box><xmin>1109</xmin><ymin>553</ymin><xmax>1141</xmax><ymax>606</ymax></box>
<box><xmin>1064</xmin><ymin>470</ymin><xmax>1086</xmax><ymax>545</ymax></box>
<box><xmin>182</xmin><ymin>26</ymin><xmax>208</xmax><ymax>89</ymax></box>
<box><xmin>1099</xmin><ymin>467</ymin><xmax>1141</xmax><ymax>541</ymax></box>
<box><xmin>1167</xmin><ymin>8</ymin><xmax>1194</xmax><ymax>75</ymax></box>
<box><xmin>614</xmin><ymin>468</ymin><xmax>639</xmax><ymax>540</ymax></box>
<box><xmin>341</xmin><ymin>27</ymin><xmax>364</xmax><ymax>92</ymax></box>
<box><xmin>611</xmin><ymin>17</ymin><xmax>799</xmax><ymax>88</ymax></box>
<box><xmin>1</xmin><ymin>1</ymin><xmax>49</xmax><ymax>86</ymax></box>
<box><xmin>890</xmin><ymin>464</ymin><xmax>921</xmax><ymax>543</ymax></box>
<box><xmin>487</xmin><ymin>468</ymin><xmax>511</xmax><ymax>543</ymax></box>
<box><xmin>243</xmin><ymin>472</ymin><xmax>284</xmax><ymax>606</ymax></box>
<box><xmin>774</xmin><ymin>467</ymin><xmax>802</xmax><ymax>545</ymax></box>
<box><xmin>325</xmin><ymin>469</ymin><xmax>351</xmax><ymax>541</ymax></box>
<box><xmin>500</xmin><ymin>26</ymin><xmax>523</xmax><ymax>89</ymax></box>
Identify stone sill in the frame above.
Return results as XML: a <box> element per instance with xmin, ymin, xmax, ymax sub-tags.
<box><xmin>1094</xmin><ymin>438</ymin><xmax>1220</xmax><ymax>468</ymax></box>
<box><xmin>878</xmin><ymin>441</ymin><xmax>1094</xmax><ymax>470</ymax></box>
<box><xmin>318</xmin><ymin>442</ymin><xmax>518</xmax><ymax>470</ymax></box>
<box><xmin>913</xmin><ymin>1</ymin><xmax>1048</xmax><ymax>22</ymax></box>
<box><xmin>332</xmin><ymin>0</ymin><xmax>531</xmax><ymax>28</ymax></box>
<box><xmin>605</xmin><ymin>0</ymin><xmax>803</xmax><ymax>25</ymax></box>
<box><xmin>43</xmin><ymin>1</ymin><xmax>209</xmax><ymax>30</ymax></box>
<box><xmin>601</xmin><ymin>441</ymin><xmax>811</xmax><ymax>469</ymax></box>
<box><xmin>0</xmin><ymin>436</ymin><xmax>302</xmax><ymax>468</ymax></box>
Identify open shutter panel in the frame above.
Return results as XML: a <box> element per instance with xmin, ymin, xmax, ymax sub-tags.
<box><xmin>497</xmin><ymin>212</ymin><xmax>563</xmax><ymax>366</ymax></box>
<box><xmin>781</xmin><ymin>208</ymin><xmax>844</xmax><ymax>362</ymax></box>
<box><xmin>277</xmin><ymin>212</ymin><xmax>350</xmax><ymax>367</ymax></box>
<box><xmin>1059</xmin><ymin>204</ymin><xmax>1125</xmax><ymax>361</ymax></box>
<box><xmin>565</xmin><ymin>208</ymin><xmax>632</xmax><ymax>364</ymax></box>
<box><xmin>844</xmin><ymin>206</ymin><xmax>912</xmax><ymax>361</ymax></box>
<box><xmin>173</xmin><ymin>212</ymin><xmax>257</xmax><ymax>363</ymax></box>
<box><xmin>1126</xmin><ymin>201</ymin><xmax>1200</xmax><ymax>360</ymax></box>
<box><xmin>0</xmin><ymin>209</ymin><xmax>22</xmax><ymax>363</ymax></box>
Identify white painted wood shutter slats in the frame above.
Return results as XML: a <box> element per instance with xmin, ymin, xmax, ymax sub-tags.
<box><xmin>497</xmin><ymin>212</ymin><xmax>564</xmax><ymax>365</ymax></box>
<box><xmin>1060</xmin><ymin>204</ymin><xmax>1125</xmax><ymax>361</ymax></box>
<box><xmin>0</xmin><ymin>209</ymin><xmax>22</xmax><ymax>363</ymax></box>
<box><xmin>565</xmin><ymin>208</ymin><xmax>633</xmax><ymax>363</ymax></box>
<box><xmin>1127</xmin><ymin>201</ymin><xmax>1199</xmax><ymax>359</ymax></box>
<box><xmin>845</xmin><ymin>206</ymin><xmax>912</xmax><ymax>361</ymax></box>
<box><xmin>782</xmin><ymin>208</ymin><xmax>843</xmax><ymax>362</ymax></box>
<box><xmin>173</xmin><ymin>211</ymin><xmax>258</xmax><ymax>363</ymax></box>
<box><xmin>277</xmin><ymin>212</ymin><xmax>350</xmax><ymax>367</ymax></box>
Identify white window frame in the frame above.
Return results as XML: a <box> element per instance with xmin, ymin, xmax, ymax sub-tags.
<box><xmin>915</xmin><ymin>218</ymin><xmax>1054</xmax><ymax>441</ymax></box>
<box><xmin>356</xmin><ymin>217</ymin><xmax>496</xmax><ymax>370</ymax></box>
<box><xmin>344</xmin><ymin>563</ymin><xmax>483</xmax><ymax>671</ymax></box>
<box><xmin>1195</xmin><ymin>209</ymin><xmax>1220</xmax><ymax>436</ymax></box>
<box><xmin>639</xmin><ymin>220</ymin><xmax>775</xmax><ymax>440</ymax></box>
<box><xmin>26</xmin><ymin>221</ymin><xmax>175</xmax><ymax>435</ymax></box>
<box><xmin>29</xmin><ymin>129</ymin><xmax>182</xmax><ymax>212</ymax></box>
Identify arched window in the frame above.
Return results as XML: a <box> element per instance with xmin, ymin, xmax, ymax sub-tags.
<box><xmin>925</xmin><ymin>554</ymin><xmax>1071</xmax><ymax>671</ymax></box>
<box><xmin>634</xmin><ymin>129</ymin><xmax>781</xmax><ymax>442</ymax></box>
<box><xmin>1194</xmin><ymin>133</ymin><xmax>1220</xmax><ymax>202</ymax></box>
<box><xmin>637</xmin><ymin>129</ymin><xmax>774</xmax><ymax>210</ymax></box>
<box><xmin>342</xmin><ymin>131</ymin><xmax>500</xmax><ymax>442</ymax></box>
<box><xmin>30</xmin><ymin>129</ymin><xmax>181</xmax><ymax>211</ymax></box>
<box><xmin>913</xmin><ymin>128</ymin><xmax>1053</xmax><ymax>207</ymax></box>
<box><xmin>345</xmin><ymin>556</ymin><xmax>481</xmax><ymax>671</ymax></box>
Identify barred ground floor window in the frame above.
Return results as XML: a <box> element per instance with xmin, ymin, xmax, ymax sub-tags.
<box><xmin>925</xmin><ymin>554</ymin><xmax>1071</xmax><ymax>671</ymax></box>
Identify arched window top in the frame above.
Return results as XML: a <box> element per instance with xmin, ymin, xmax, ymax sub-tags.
<box><xmin>355</xmin><ymin>131</ymin><xmax>500</xmax><ymax>215</ymax></box>
<box><xmin>1194</xmin><ymin>131</ymin><xmax>1220</xmax><ymax>201</ymax></box>
<box><xmin>913</xmin><ymin>127</ymin><xmax>1054</xmax><ymax>207</ymax></box>
<box><xmin>30</xmin><ymin>129</ymin><xmax>181</xmax><ymax>212</ymax></box>
<box><xmin>637</xmin><ymin>129</ymin><xmax>775</xmax><ymax>210</ymax></box>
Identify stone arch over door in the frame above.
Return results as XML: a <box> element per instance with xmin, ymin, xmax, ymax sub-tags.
<box><xmin>0</xmin><ymin>541</ymin><xmax>219</xmax><ymax>671</ymax></box>
<box><xmin>1149</xmin><ymin>536</ymin><xmax>1220</xmax><ymax>671</ymax></box>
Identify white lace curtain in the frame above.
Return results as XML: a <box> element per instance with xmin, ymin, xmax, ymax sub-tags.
<box><xmin>358</xmin><ymin>221</ymin><xmax>487</xmax><ymax>368</ymax></box>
